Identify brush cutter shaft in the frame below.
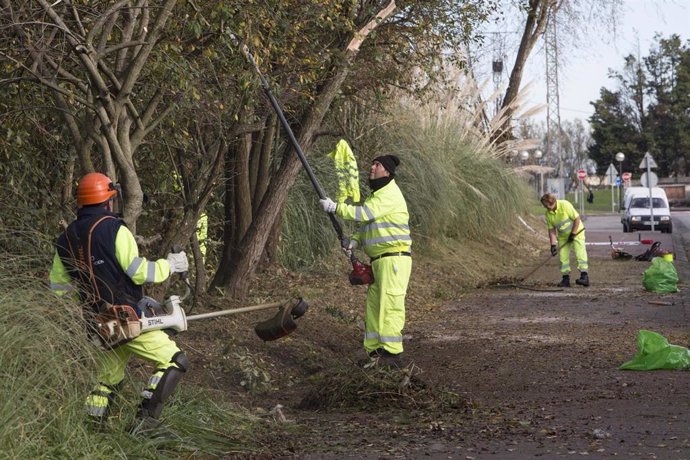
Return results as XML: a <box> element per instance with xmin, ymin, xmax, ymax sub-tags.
<box><xmin>139</xmin><ymin>297</ymin><xmax>308</xmax><ymax>338</ymax></box>
<box><xmin>187</xmin><ymin>302</ymin><xmax>283</xmax><ymax>321</ymax></box>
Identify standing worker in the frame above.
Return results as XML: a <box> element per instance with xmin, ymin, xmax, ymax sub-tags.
<box><xmin>49</xmin><ymin>172</ymin><xmax>190</xmax><ymax>432</ymax></box>
<box><xmin>540</xmin><ymin>192</ymin><xmax>590</xmax><ymax>287</ymax></box>
<box><xmin>319</xmin><ymin>155</ymin><xmax>412</xmax><ymax>365</ymax></box>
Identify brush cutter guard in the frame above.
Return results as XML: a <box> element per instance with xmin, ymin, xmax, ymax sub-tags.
<box><xmin>255</xmin><ymin>298</ymin><xmax>310</xmax><ymax>341</ymax></box>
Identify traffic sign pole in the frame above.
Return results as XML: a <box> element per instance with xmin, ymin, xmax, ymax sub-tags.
<box><xmin>576</xmin><ymin>169</ymin><xmax>586</xmax><ymax>217</ymax></box>
<box><xmin>639</xmin><ymin>152</ymin><xmax>658</xmax><ymax>231</ymax></box>
<box><xmin>648</xmin><ymin>158</ymin><xmax>654</xmax><ymax>231</ymax></box>
<box><xmin>606</xmin><ymin>164</ymin><xmax>617</xmax><ymax>212</ymax></box>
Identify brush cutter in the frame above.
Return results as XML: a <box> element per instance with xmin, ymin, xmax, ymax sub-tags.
<box><xmin>94</xmin><ymin>245</ymin><xmax>308</xmax><ymax>345</ymax></box>
<box><xmin>239</xmin><ymin>42</ymin><xmax>373</xmax><ymax>285</ymax></box>
<box><xmin>139</xmin><ymin>295</ymin><xmax>308</xmax><ymax>340</ymax></box>
<box><xmin>95</xmin><ymin>289</ymin><xmax>309</xmax><ymax>346</ymax></box>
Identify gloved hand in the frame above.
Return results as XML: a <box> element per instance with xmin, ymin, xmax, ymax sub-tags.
<box><xmin>342</xmin><ymin>238</ymin><xmax>358</xmax><ymax>253</ymax></box>
<box><xmin>319</xmin><ymin>197</ymin><xmax>337</xmax><ymax>213</ymax></box>
<box><xmin>550</xmin><ymin>244</ymin><xmax>558</xmax><ymax>256</ymax></box>
<box><xmin>166</xmin><ymin>251</ymin><xmax>189</xmax><ymax>274</ymax></box>
<box><xmin>567</xmin><ymin>232</ymin><xmax>576</xmax><ymax>242</ymax></box>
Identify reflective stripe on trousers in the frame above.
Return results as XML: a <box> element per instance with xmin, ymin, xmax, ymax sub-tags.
<box><xmin>85</xmin><ymin>383</ymin><xmax>115</xmax><ymax>417</ymax></box>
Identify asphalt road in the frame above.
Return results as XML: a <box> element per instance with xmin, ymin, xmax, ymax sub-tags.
<box><xmin>583</xmin><ymin>210</ymin><xmax>690</xmax><ymax>285</ymax></box>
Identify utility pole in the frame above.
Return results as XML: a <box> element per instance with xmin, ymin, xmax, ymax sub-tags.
<box><xmin>491</xmin><ymin>32</ymin><xmax>506</xmax><ymax>119</ymax></box>
<box><xmin>544</xmin><ymin>9</ymin><xmax>563</xmax><ymax>178</ymax></box>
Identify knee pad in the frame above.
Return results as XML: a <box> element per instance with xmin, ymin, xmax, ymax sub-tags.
<box><xmin>171</xmin><ymin>350</ymin><xmax>189</xmax><ymax>372</ymax></box>
<box><xmin>139</xmin><ymin>352</ymin><xmax>188</xmax><ymax>419</ymax></box>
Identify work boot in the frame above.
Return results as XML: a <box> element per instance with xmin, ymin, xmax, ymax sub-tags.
<box><xmin>557</xmin><ymin>275</ymin><xmax>570</xmax><ymax>288</ymax></box>
<box><xmin>364</xmin><ymin>348</ymin><xmax>403</xmax><ymax>369</ymax></box>
<box><xmin>575</xmin><ymin>272</ymin><xmax>590</xmax><ymax>287</ymax></box>
<box><xmin>369</xmin><ymin>347</ymin><xmax>395</xmax><ymax>358</ymax></box>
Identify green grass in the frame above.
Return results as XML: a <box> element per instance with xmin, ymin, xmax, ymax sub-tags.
<box><xmin>529</xmin><ymin>188</ymin><xmax>626</xmax><ymax>217</ymax></box>
<box><xmin>0</xmin><ymin>229</ymin><xmax>279</xmax><ymax>458</ymax></box>
<box><xmin>567</xmin><ymin>188</ymin><xmax>625</xmax><ymax>215</ymax></box>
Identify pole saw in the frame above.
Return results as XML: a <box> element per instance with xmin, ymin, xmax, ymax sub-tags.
<box><xmin>238</xmin><ymin>41</ymin><xmax>373</xmax><ymax>285</ymax></box>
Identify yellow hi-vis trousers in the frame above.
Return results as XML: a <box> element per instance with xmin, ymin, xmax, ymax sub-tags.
<box><xmin>85</xmin><ymin>330</ymin><xmax>181</xmax><ymax>418</ymax></box>
<box><xmin>558</xmin><ymin>230</ymin><xmax>589</xmax><ymax>275</ymax></box>
<box><xmin>364</xmin><ymin>255</ymin><xmax>411</xmax><ymax>355</ymax></box>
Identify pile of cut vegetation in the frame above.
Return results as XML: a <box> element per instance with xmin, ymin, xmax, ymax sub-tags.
<box><xmin>298</xmin><ymin>361</ymin><xmax>470</xmax><ymax>411</ymax></box>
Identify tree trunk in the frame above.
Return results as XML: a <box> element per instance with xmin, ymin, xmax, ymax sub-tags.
<box><xmin>212</xmin><ymin>66</ymin><xmax>351</xmax><ymax>298</ymax></box>
<box><xmin>497</xmin><ymin>0</ymin><xmax>556</xmax><ymax>143</ymax></box>
<box><xmin>254</xmin><ymin>114</ymin><xmax>277</xmax><ymax>215</ymax></box>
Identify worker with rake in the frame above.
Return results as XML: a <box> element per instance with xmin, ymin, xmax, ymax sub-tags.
<box><xmin>49</xmin><ymin>172</ymin><xmax>190</xmax><ymax>433</ymax></box>
<box><xmin>540</xmin><ymin>192</ymin><xmax>590</xmax><ymax>287</ymax></box>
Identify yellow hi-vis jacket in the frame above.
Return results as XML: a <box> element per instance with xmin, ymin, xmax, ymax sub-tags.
<box><xmin>327</xmin><ymin>139</ymin><xmax>360</xmax><ymax>203</ymax></box>
<box><xmin>544</xmin><ymin>199</ymin><xmax>585</xmax><ymax>240</ymax></box>
<box><xmin>336</xmin><ymin>179</ymin><xmax>411</xmax><ymax>258</ymax></box>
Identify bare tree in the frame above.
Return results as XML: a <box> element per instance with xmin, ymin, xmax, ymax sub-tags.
<box><xmin>493</xmin><ymin>0</ymin><xmax>623</xmax><ymax>142</ymax></box>
<box><xmin>1</xmin><ymin>0</ymin><xmax>178</xmax><ymax>232</ymax></box>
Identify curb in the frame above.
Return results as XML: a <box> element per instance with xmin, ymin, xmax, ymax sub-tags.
<box><xmin>671</xmin><ymin>224</ymin><xmax>690</xmax><ymax>324</ymax></box>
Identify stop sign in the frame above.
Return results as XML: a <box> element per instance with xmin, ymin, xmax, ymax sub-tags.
<box><xmin>577</xmin><ymin>169</ymin><xmax>587</xmax><ymax>180</ymax></box>
<box><xmin>622</xmin><ymin>172</ymin><xmax>632</xmax><ymax>181</ymax></box>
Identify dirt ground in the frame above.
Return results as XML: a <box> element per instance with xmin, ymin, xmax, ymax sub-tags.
<box><xmin>178</xmin><ymin>215</ymin><xmax>690</xmax><ymax>459</ymax></box>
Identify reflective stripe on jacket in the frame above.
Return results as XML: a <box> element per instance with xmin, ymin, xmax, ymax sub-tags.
<box><xmin>336</xmin><ymin>179</ymin><xmax>411</xmax><ymax>257</ymax></box>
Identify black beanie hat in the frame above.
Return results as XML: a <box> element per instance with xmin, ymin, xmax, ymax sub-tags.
<box><xmin>373</xmin><ymin>155</ymin><xmax>400</xmax><ymax>176</ymax></box>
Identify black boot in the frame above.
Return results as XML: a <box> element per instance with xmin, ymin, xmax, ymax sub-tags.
<box><xmin>557</xmin><ymin>275</ymin><xmax>570</xmax><ymax>287</ymax></box>
<box><xmin>575</xmin><ymin>272</ymin><xmax>590</xmax><ymax>287</ymax></box>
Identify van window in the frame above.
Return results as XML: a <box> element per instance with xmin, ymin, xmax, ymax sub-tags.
<box><xmin>630</xmin><ymin>197</ymin><xmax>668</xmax><ymax>209</ymax></box>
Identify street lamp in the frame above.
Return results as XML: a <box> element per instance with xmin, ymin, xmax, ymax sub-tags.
<box><xmin>533</xmin><ymin>150</ymin><xmax>544</xmax><ymax>196</ymax></box>
<box><xmin>615</xmin><ymin>152</ymin><xmax>625</xmax><ymax>211</ymax></box>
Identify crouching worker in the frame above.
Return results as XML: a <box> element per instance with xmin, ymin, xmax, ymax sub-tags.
<box><xmin>49</xmin><ymin>172</ymin><xmax>190</xmax><ymax>432</ymax></box>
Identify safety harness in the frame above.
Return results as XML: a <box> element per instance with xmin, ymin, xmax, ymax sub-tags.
<box><xmin>60</xmin><ymin>214</ymin><xmax>140</xmax><ymax>347</ymax></box>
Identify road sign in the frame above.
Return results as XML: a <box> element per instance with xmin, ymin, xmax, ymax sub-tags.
<box><xmin>639</xmin><ymin>152</ymin><xmax>657</xmax><ymax>169</ymax></box>
<box><xmin>640</xmin><ymin>171</ymin><xmax>658</xmax><ymax>187</ymax></box>
<box><xmin>605</xmin><ymin>164</ymin><xmax>617</xmax><ymax>183</ymax></box>
<box><xmin>577</xmin><ymin>169</ymin><xmax>587</xmax><ymax>180</ymax></box>
<box><xmin>616</xmin><ymin>177</ymin><xmax>621</xmax><ymax>186</ymax></box>
<box><xmin>622</xmin><ymin>172</ymin><xmax>632</xmax><ymax>181</ymax></box>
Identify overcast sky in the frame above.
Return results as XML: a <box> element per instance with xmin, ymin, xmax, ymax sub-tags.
<box><xmin>522</xmin><ymin>0</ymin><xmax>690</xmax><ymax>124</ymax></box>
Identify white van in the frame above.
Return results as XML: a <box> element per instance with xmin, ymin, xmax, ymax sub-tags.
<box><xmin>621</xmin><ymin>187</ymin><xmax>672</xmax><ymax>233</ymax></box>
